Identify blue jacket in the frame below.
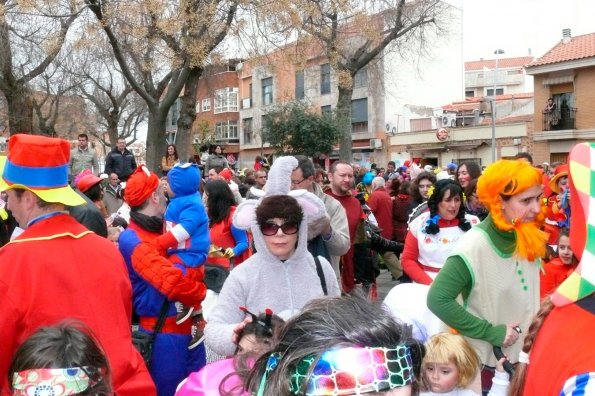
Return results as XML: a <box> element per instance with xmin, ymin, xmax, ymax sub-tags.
<box><xmin>165</xmin><ymin>163</ymin><xmax>210</xmax><ymax>267</ymax></box>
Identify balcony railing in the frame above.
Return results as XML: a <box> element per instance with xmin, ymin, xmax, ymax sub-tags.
<box><xmin>542</xmin><ymin>107</ymin><xmax>577</xmax><ymax>131</ymax></box>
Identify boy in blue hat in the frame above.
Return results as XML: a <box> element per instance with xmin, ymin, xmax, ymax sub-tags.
<box><xmin>157</xmin><ymin>162</ymin><xmax>210</xmax><ymax>349</ymax></box>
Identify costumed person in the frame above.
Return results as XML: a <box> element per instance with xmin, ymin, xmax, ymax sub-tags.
<box><xmin>118</xmin><ymin>165</ymin><xmax>207</xmax><ymax>396</ymax></box>
<box><xmin>8</xmin><ymin>321</ymin><xmax>113</xmax><ymax>396</ymax></box>
<box><xmin>175</xmin><ymin>308</ymin><xmax>283</xmax><ymax>396</ymax></box>
<box><xmin>420</xmin><ymin>333</ymin><xmax>509</xmax><ymax>395</ymax></box>
<box><xmin>204</xmin><ymin>156</ymin><xmax>340</xmax><ymax>357</ymax></box>
<box><xmin>67</xmin><ymin>169</ymin><xmax>109</xmax><ymax>237</ymax></box>
<box><xmin>247</xmin><ymin>295</ymin><xmax>425</xmax><ymax>396</ymax></box>
<box><xmin>0</xmin><ymin>134</ymin><xmax>154</xmax><ymax>395</ymax></box>
<box><xmin>428</xmin><ymin>159</ymin><xmax>548</xmax><ymax>393</ymax></box>
<box><xmin>540</xmin><ymin>227</ymin><xmax>577</xmax><ymax>299</ymax></box>
<box><xmin>155</xmin><ymin>162</ymin><xmax>211</xmax><ymax>350</ymax></box>
<box><xmin>76</xmin><ymin>169</ymin><xmax>109</xmax><ymax>219</ymax></box>
<box><xmin>510</xmin><ymin>142</ymin><xmax>595</xmax><ymax>395</ymax></box>
<box><xmin>543</xmin><ymin>163</ymin><xmax>570</xmax><ymax>246</ymax></box>
<box><xmin>355</xmin><ymin>171</ymin><xmax>374</xmax><ymax>202</ymax></box>
<box><xmin>204</xmin><ymin>179</ymin><xmax>251</xmax><ymax>270</ymax></box>
<box><xmin>401</xmin><ymin>179</ymin><xmax>479</xmax><ymax>285</ymax></box>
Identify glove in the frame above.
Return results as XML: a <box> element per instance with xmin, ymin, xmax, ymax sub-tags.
<box><xmin>223</xmin><ymin>247</ymin><xmax>235</xmax><ymax>258</ymax></box>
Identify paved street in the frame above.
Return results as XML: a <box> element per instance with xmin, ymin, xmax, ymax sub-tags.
<box><xmin>377</xmin><ymin>268</ymin><xmax>398</xmax><ymax>301</ymax></box>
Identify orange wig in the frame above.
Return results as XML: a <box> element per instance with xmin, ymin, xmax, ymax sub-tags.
<box><xmin>477</xmin><ymin>160</ymin><xmax>549</xmax><ymax>261</ymax></box>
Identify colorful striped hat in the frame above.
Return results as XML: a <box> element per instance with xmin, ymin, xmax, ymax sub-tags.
<box><xmin>0</xmin><ymin>134</ymin><xmax>85</xmax><ymax>206</ymax></box>
<box><xmin>552</xmin><ymin>142</ymin><xmax>595</xmax><ymax>306</ymax></box>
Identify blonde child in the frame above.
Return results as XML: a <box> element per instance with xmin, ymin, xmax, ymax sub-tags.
<box><xmin>421</xmin><ymin>333</ymin><xmax>509</xmax><ymax>395</ymax></box>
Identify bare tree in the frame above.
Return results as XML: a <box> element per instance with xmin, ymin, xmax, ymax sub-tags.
<box><xmin>83</xmin><ymin>0</ymin><xmax>239</xmax><ymax>171</ymax></box>
<box><xmin>0</xmin><ymin>0</ymin><xmax>80</xmax><ymax>134</ymax></box>
<box><xmin>246</xmin><ymin>0</ymin><xmax>446</xmax><ymax>161</ymax></box>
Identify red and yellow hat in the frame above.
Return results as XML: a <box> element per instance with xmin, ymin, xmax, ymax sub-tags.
<box><xmin>548</xmin><ymin>163</ymin><xmax>569</xmax><ymax>194</ymax></box>
<box><xmin>0</xmin><ymin>134</ymin><xmax>85</xmax><ymax>206</ymax></box>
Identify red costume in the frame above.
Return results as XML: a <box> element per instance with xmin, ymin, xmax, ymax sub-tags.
<box><xmin>0</xmin><ymin>214</ymin><xmax>155</xmax><ymax>396</ymax></box>
<box><xmin>539</xmin><ymin>257</ymin><xmax>574</xmax><ymax>299</ymax></box>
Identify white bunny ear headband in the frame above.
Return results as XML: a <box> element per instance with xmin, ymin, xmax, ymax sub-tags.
<box><xmin>233</xmin><ymin>156</ymin><xmax>327</xmax><ymax>230</ymax></box>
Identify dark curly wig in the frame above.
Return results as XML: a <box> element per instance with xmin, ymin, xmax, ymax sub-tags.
<box><xmin>255</xmin><ymin>195</ymin><xmax>303</xmax><ymax>228</ymax></box>
<box><xmin>424</xmin><ymin>179</ymin><xmax>471</xmax><ymax>235</ymax></box>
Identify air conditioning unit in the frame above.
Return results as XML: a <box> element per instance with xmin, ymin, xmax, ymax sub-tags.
<box><xmin>370</xmin><ymin>138</ymin><xmax>383</xmax><ymax>149</ymax></box>
<box><xmin>439</xmin><ymin>114</ymin><xmax>457</xmax><ymax>128</ymax></box>
<box><xmin>242</xmin><ymin>98</ymin><xmax>251</xmax><ymax>109</ymax></box>
<box><xmin>385</xmin><ymin>122</ymin><xmax>397</xmax><ymax>136</ymax></box>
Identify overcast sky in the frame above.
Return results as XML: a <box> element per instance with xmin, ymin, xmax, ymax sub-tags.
<box><xmin>460</xmin><ymin>0</ymin><xmax>595</xmax><ymax>61</ymax></box>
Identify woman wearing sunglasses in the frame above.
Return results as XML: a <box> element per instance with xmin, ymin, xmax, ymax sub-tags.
<box><xmin>205</xmin><ymin>157</ymin><xmax>341</xmax><ymax>358</ymax></box>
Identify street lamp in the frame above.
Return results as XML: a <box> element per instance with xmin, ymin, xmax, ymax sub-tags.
<box><xmin>491</xmin><ymin>49</ymin><xmax>504</xmax><ymax>162</ymax></box>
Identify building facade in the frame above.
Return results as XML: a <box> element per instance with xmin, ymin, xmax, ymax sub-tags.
<box><xmin>526</xmin><ymin>29</ymin><xmax>595</xmax><ymax>164</ymax></box>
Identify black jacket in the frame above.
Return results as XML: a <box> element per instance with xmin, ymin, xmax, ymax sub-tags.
<box><xmin>68</xmin><ymin>191</ymin><xmax>108</xmax><ymax>238</ymax></box>
<box><xmin>105</xmin><ymin>148</ymin><xmax>137</xmax><ymax>181</ymax></box>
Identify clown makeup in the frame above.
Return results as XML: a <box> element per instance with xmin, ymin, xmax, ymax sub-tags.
<box><xmin>557</xmin><ymin>176</ymin><xmax>568</xmax><ymax>193</ymax></box>
<box><xmin>500</xmin><ymin>185</ymin><xmax>543</xmax><ymax>224</ymax></box>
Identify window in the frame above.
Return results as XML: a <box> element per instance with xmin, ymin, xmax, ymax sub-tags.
<box><xmin>351</xmin><ymin>98</ymin><xmax>368</xmax><ymax>134</ymax></box>
<box><xmin>354</xmin><ymin>67</ymin><xmax>368</xmax><ymax>88</ymax></box>
<box><xmin>486</xmin><ymin>88</ymin><xmax>504</xmax><ymax>96</ymax></box>
<box><xmin>195</xmin><ymin>100</ymin><xmax>201</xmax><ymax>113</ymax></box>
<box><xmin>262</xmin><ymin>77</ymin><xmax>273</xmax><ymax>106</ymax></box>
<box><xmin>215</xmin><ymin>120</ymin><xmax>239</xmax><ymax>141</ymax></box>
<box><xmin>202</xmin><ymin>98</ymin><xmax>211</xmax><ymax>112</ymax></box>
<box><xmin>214</xmin><ymin>88</ymin><xmax>239</xmax><ymax>114</ymax></box>
<box><xmin>321</xmin><ymin>105</ymin><xmax>332</xmax><ymax>115</ymax></box>
<box><xmin>170</xmin><ymin>98</ymin><xmax>180</xmax><ymax>126</ymax></box>
<box><xmin>320</xmin><ymin>63</ymin><xmax>331</xmax><ymax>95</ymax></box>
<box><xmin>243</xmin><ymin>118</ymin><xmax>253</xmax><ymax>144</ymax></box>
<box><xmin>295</xmin><ymin>71</ymin><xmax>305</xmax><ymax>99</ymax></box>
<box><xmin>465</xmin><ymin>90</ymin><xmax>475</xmax><ymax>97</ymax></box>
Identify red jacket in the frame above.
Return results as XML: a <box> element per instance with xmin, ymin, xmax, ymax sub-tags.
<box><xmin>0</xmin><ymin>214</ymin><xmax>155</xmax><ymax>396</ymax></box>
<box><xmin>540</xmin><ymin>257</ymin><xmax>574</xmax><ymax>299</ymax></box>
<box><xmin>367</xmin><ymin>187</ymin><xmax>393</xmax><ymax>240</ymax></box>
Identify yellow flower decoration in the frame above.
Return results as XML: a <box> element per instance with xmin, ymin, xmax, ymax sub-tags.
<box><xmin>427</xmin><ymin>185</ymin><xmax>435</xmax><ymax>199</ymax></box>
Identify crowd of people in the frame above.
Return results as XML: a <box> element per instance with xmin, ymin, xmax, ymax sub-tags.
<box><xmin>0</xmin><ymin>134</ymin><xmax>593</xmax><ymax>396</ymax></box>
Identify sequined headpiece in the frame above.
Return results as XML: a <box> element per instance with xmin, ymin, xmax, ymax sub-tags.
<box><xmin>257</xmin><ymin>345</ymin><xmax>414</xmax><ymax>395</ymax></box>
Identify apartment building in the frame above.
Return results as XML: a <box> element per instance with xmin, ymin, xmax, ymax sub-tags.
<box><xmin>526</xmin><ymin>29</ymin><xmax>595</xmax><ymax>164</ymax></box>
<box><xmin>183</xmin><ymin>4</ymin><xmax>463</xmax><ymax>170</ymax></box>
<box><xmin>465</xmin><ymin>55</ymin><xmax>534</xmax><ymax>98</ymax></box>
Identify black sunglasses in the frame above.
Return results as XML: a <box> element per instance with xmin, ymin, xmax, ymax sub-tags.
<box><xmin>260</xmin><ymin>221</ymin><xmax>299</xmax><ymax>236</ymax></box>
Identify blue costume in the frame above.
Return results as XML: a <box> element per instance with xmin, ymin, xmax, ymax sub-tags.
<box><xmin>160</xmin><ymin>163</ymin><xmax>210</xmax><ymax>268</ymax></box>
<box><xmin>119</xmin><ymin>220</ymin><xmax>207</xmax><ymax>396</ymax></box>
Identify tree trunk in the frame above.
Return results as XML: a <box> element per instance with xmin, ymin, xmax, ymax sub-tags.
<box><xmin>337</xmin><ymin>84</ymin><xmax>354</xmax><ymax>163</ymax></box>
<box><xmin>177</xmin><ymin>67</ymin><xmax>202</xmax><ymax>163</ymax></box>
<box><xmin>145</xmin><ymin>109</ymin><xmax>168</xmax><ymax>172</ymax></box>
<box><xmin>6</xmin><ymin>89</ymin><xmax>34</xmax><ymax>134</ymax></box>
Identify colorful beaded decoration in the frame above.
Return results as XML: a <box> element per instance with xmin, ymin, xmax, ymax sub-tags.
<box><xmin>290</xmin><ymin>345</ymin><xmax>413</xmax><ymax>395</ymax></box>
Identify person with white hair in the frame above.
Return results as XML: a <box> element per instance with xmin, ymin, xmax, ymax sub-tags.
<box><xmin>368</xmin><ymin>176</ymin><xmax>403</xmax><ymax>281</ymax></box>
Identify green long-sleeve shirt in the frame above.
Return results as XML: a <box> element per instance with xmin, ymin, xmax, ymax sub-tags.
<box><xmin>427</xmin><ymin>214</ymin><xmax>516</xmax><ymax>347</ymax></box>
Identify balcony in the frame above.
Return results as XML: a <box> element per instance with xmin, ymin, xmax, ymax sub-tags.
<box><xmin>542</xmin><ymin>107</ymin><xmax>577</xmax><ymax>131</ymax></box>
